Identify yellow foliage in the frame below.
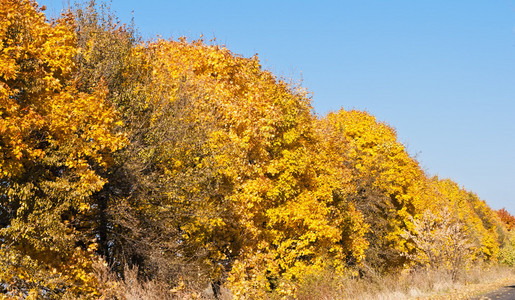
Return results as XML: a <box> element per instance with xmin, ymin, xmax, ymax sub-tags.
<box><xmin>420</xmin><ymin>177</ymin><xmax>503</xmax><ymax>261</ymax></box>
<box><xmin>319</xmin><ymin>109</ymin><xmax>425</xmax><ymax>269</ymax></box>
<box><xmin>0</xmin><ymin>0</ymin><xmax>125</xmax><ymax>297</ymax></box>
<box><xmin>134</xmin><ymin>38</ymin><xmax>369</xmax><ymax>297</ymax></box>
<box><xmin>0</xmin><ymin>2</ymin><xmax>505</xmax><ymax>297</ymax></box>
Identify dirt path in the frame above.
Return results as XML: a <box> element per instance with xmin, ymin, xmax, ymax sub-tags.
<box><xmin>471</xmin><ymin>285</ymin><xmax>515</xmax><ymax>300</ymax></box>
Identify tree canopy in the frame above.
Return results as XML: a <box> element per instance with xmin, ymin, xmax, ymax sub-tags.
<box><xmin>0</xmin><ymin>1</ymin><xmax>509</xmax><ymax>299</ymax></box>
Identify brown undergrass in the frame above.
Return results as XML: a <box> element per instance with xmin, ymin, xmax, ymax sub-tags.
<box><xmin>293</xmin><ymin>264</ymin><xmax>515</xmax><ymax>300</ymax></box>
<box><xmin>94</xmin><ymin>262</ymin><xmax>515</xmax><ymax>299</ymax></box>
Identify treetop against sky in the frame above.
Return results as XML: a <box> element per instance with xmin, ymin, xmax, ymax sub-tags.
<box><xmin>40</xmin><ymin>0</ymin><xmax>515</xmax><ymax>214</ymax></box>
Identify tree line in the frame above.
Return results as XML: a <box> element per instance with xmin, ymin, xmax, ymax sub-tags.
<box><xmin>0</xmin><ymin>1</ymin><xmax>512</xmax><ymax>298</ymax></box>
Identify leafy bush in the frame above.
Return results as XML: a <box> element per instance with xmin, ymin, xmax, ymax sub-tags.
<box><xmin>403</xmin><ymin>208</ymin><xmax>476</xmax><ymax>281</ymax></box>
<box><xmin>499</xmin><ymin>232</ymin><xmax>515</xmax><ymax>267</ymax></box>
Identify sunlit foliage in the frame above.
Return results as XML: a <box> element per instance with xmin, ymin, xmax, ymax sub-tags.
<box><xmin>497</xmin><ymin>208</ymin><xmax>515</xmax><ymax>230</ymax></box>
<box><xmin>421</xmin><ymin>178</ymin><xmax>503</xmax><ymax>262</ymax></box>
<box><xmin>319</xmin><ymin>109</ymin><xmax>425</xmax><ymax>271</ymax></box>
<box><xmin>0</xmin><ymin>1</ymin><xmax>511</xmax><ymax>298</ymax></box>
<box><xmin>403</xmin><ymin>207</ymin><xmax>474</xmax><ymax>281</ymax></box>
<box><xmin>127</xmin><ymin>38</ymin><xmax>369</xmax><ymax>298</ymax></box>
<box><xmin>0</xmin><ymin>0</ymin><xmax>125</xmax><ymax>297</ymax></box>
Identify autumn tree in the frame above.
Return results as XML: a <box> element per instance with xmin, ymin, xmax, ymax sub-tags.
<box><xmin>319</xmin><ymin>109</ymin><xmax>425</xmax><ymax>272</ymax></box>
<box><xmin>89</xmin><ymin>38</ymin><xmax>369</xmax><ymax>298</ymax></box>
<box><xmin>1</xmin><ymin>1</ymin><xmax>508</xmax><ymax>298</ymax></box>
<box><xmin>0</xmin><ymin>0</ymin><xmax>125</xmax><ymax>297</ymax></box>
<box><xmin>499</xmin><ymin>230</ymin><xmax>515</xmax><ymax>267</ymax></box>
<box><xmin>403</xmin><ymin>208</ymin><xmax>475</xmax><ymax>281</ymax></box>
<box><xmin>497</xmin><ymin>208</ymin><xmax>515</xmax><ymax>230</ymax></box>
<box><xmin>70</xmin><ymin>0</ymin><xmax>138</xmax><ymax>267</ymax></box>
<box><xmin>420</xmin><ymin>177</ymin><xmax>504</xmax><ymax>262</ymax></box>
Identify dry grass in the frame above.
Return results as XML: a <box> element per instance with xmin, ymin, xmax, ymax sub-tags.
<box><xmin>293</xmin><ymin>265</ymin><xmax>515</xmax><ymax>300</ymax></box>
<box><xmin>93</xmin><ymin>260</ymin><xmax>515</xmax><ymax>299</ymax></box>
<box><xmin>93</xmin><ymin>260</ymin><xmax>234</xmax><ymax>299</ymax></box>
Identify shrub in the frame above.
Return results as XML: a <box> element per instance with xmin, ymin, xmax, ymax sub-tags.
<box><xmin>403</xmin><ymin>208</ymin><xmax>476</xmax><ymax>281</ymax></box>
<box><xmin>499</xmin><ymin>232</ymin><xmax>515</xmax><ymax>267</ymax></box>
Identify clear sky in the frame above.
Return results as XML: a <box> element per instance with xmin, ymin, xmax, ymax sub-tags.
<box><xmin>40</xmin><ymin>0</ymin><xmax>515</xmax><ymax>214</ymax></box>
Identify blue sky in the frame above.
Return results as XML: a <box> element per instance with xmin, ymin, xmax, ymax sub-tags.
<box><xmin>41</xmin><ymin>0</ymin><xmax>515</xmax><ymax>214</ymax></box>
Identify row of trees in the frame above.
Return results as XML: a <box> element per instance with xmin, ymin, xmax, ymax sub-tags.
<box><xmin>0</xmin><ymin>1</ymin><xmax>512</xmax><ymax>298</ymax></box>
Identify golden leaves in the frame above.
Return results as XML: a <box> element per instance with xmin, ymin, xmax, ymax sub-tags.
<box><xmin>137</xmin><ymin>38</ymin><xmax>372</xmax><ymax>297</ymax></box>
<box><xmin>0</xmin><ymin>2</ymin><xmax>506</xmax><ymax>298</ymax></box>
<box><xmin>0</xmin><ymin>0</ymin><xmax>125</xmax><ymax>297</ymax></box>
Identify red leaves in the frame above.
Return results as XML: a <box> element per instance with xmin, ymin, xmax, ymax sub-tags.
<box><xmin>497</xmin><ymin>208</ymin><xmax>515</xmax><ymax>230</ymax></box>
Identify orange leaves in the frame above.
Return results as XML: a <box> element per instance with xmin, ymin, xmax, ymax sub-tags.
<box><xmin>497</xmin><ymin>208</ymin><xmax>515</xmax><ymax>230</ymax></box>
